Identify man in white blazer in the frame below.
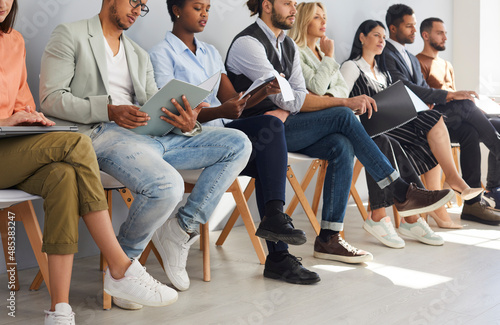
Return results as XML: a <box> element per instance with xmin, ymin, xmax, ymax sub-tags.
<box><xmin>40</xmin><ymin>0</ymin><xmax>251</xmax><ymax>304</ymax></box>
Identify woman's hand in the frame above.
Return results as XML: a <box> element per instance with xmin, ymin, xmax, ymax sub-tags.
<box><xmin>319</xmin><ymin>36</ymin><xmax>334</xmax><ymax>58</ymax></box>
<box><xmin>161</xmin><ymin>96</ymin><xmax>208</xmax><ymax>133</ymax></box>
<box><xmin>0</xmin><ymin>107</ymin><xmax>56</xmax><ymax>126</ymax></box>
<box><xmin>264</xmin><ymin>109</ymin><xmax>290</xmax><ymax>123</ymax></box>
<box><xmin>217</xmin><ymin>93</ymin><xmax>250</xmax><ymax>119</ymax></box>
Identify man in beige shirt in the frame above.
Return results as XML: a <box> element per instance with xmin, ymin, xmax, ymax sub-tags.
<box><xmin>417</xmin><ymin>17</ymin><xmax>500</xmax><ymax>214</ymax></box>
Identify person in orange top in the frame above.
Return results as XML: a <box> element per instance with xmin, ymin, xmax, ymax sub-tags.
<box><xmin>417</xmin><ymin>17</ymin><xmax>500</xmax><ymax>213</ymax></box>
<box><xmin>0</xmin><ymin>1</ymin><xmax>177</xmax><ymax>324</ymax></box>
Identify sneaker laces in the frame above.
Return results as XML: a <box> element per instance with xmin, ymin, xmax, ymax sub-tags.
<box><xmin>337</xmin><ymin>237</ymin><xmax>359</xmax><ymax>254</ymax></box>
<box><xmin>380</xmin><ymin>219</ymin><xmax>398</xmax><ymax>237</ymax></box>
<box><xmin>46</xmin><ymin>311</ymin><xmax>75</xmax><ymax>325</ymax></box>
<box><xmin>135</xmin><ymin>265</ymin><xmax>165</xmax><ymax>294</ymax></box>
<box><xmin>416</xmin><ymin>219</ymin><xmax>435</xmax><ymax>236</ymax></box>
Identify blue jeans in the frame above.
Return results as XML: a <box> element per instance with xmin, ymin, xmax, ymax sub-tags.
<box><xmin>284</xmin><ymin>107</ymin><xmax>398</xmax><ymax>231</ymax></box>
<box><xmin>90</xmin><ymin>123</ymin><xmax>251</xmax><ymax>257</ymax></box>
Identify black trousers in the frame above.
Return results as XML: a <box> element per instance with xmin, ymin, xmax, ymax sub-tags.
<box><xmin>434</xmin><ymin>100</ymin><xmax>500</xmax><ymax>190</ymax></box>
<box><xmin>225</xmin><ymin>115</ymin><xmax>289</xmax><ymax>253</ymax></box>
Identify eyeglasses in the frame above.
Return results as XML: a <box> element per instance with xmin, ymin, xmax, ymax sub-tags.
<box><xmin>129</xmin><ymin>0</ymin><xmax>149</xmax><ymax>17</ymax></box>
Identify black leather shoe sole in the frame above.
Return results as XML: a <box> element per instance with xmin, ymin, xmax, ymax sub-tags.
<box><xmin>263</xmin><ymin>269</ymin><xmax>320</xmax><ymax>284</ymax></box>
<box><xmin>461</xmin><ymin>213</ymin><xmax>500</xmax><ymax>226</ymax></box>
<box><xmin>255</xmin><ymin>228</ymin><xmax>307</xmax><ymax>245</ymax></box>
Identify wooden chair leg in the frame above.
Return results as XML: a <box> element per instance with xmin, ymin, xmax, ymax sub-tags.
<box><xmin>16</xmin><ymin>201</ymin><xmax>51</xmax><ymax>296</ymax></box>
<box><xmin>393</xmin><ymin>206</ymin><xmax>401</xmax><ymax>228</ymax></box>
<box><xmin>29</xmin><ymin>270</ymin><xmax>44</xmax><ymax>291</ymax></box>
<box><xmin>311</xmin><ymin>160</ymin><xmax>327</xmax><ymax>215</ymax></box>
<box><xmin>216</xmin><ymin>179</ymin><xmax>255</xmax><ymax>246</ymax></box>
<box><xmin>228</xmin><ymin>180</ymin><xmax>266</xmax><ymax>265</ymax></box>
<box><xmin>118</xmin><ymin>188</ymin><xmax>134</xmax><ymax>208</ymax></box>
<box><xmin>286</xmin><ymin>166</ymin><xmax>320</xmax><ymax>235</ymax></box>
<box><xmin>285</xmin><ymin>160</ymin><xmax>322</xmax><ymax>217</ymax></box>
<box><xmin>0</xmin><ymin>209</ymin><xmax>19</xmax><ymax>291</ymax></box>
<box><xmin>139</xmin><ymin>242</ymin><xmax>153</xmax><ymax>266</ymax></box>
<box><xmin>201</xmin><ymin>223</ymin><xmax>210</xmax><ymax>282</ymax></box>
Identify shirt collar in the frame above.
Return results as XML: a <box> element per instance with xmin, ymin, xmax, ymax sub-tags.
<box><xmin>356</xmin><ymin>57</ymin><xmax>379</xmax><ymax>71</ymax></box>
<box><xmin>164</xmin><ymin>31</ymin><xmax>207</xmax><ymax>56</ymax></box>
<box><xmin>387</xmin><ymin>38</ymin><xmax>407</xmax><ymax>55</ymax></box>
<box><xmin>256</xmin><ymin>18</ymin><xmax>286</xmax><ymax>47</ymax></box>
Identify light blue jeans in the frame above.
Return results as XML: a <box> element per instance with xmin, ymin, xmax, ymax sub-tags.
<box><xmin>284</xmin><ymin>107</ymin><xmax>399</xmax><ymax>231</ymax></box>
<box><xmin>91</xmin><ymin>123</ymin><xmax>251</xmax><ymax>257</ymax></box>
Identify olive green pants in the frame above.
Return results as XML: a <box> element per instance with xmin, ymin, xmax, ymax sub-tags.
<box><xmin>0</xmin><ymin>133</ymin><xmax>108</xmax><ymax>254</ymax></box>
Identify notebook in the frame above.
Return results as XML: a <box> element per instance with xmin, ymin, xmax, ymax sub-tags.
<box><xmin>0</xmin><ymin>126</ymin><xmax>78</xmax><ymax>138</ymax></box>
<box><xmin>132</xmin><ymin>72</ymin><xmax>220</xmax><ymax>137</ymax></box>
<box><xmin>360</xmin><ymin>80</ymin><xmax>421</xmax><ymax>138</ymax></box>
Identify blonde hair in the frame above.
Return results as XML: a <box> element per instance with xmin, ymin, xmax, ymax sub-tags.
<box><xmin>288</xmin><ymin>2</ymin><xmax>326</xmax><ymax>48</ymax></box>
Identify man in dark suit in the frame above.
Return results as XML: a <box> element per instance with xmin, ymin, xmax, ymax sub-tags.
<box><xmin>382</xmin><ymin>3</ymin><xmax>500</xmax><ymax>225</ymax></box>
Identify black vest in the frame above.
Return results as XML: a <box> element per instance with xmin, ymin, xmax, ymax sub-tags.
<box><xmin>225</xmin><ymin>22</ymin><xmax>296</xmax><ymax>118</ymax></box>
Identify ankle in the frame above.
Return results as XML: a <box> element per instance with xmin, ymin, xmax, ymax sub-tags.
<box><xmin>108</xmin><ymin>259</ymin><xmax>132</xmax><ymax>280</ymax></box>
<box><xmin>370</xmin><ymin>209</ymin><xmax>387</xmax><ymax>222</ymax></box>
<box><xmin>403</xmin><ymin>215</ymin><xmax>419</xmax><ymax>224</ymax></box>
<box><xmin>319</xmin><ymin>229</ymin><xmax>339</xmax><ymax>242</ymax></box>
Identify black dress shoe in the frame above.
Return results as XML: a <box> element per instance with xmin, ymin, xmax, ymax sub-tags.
<box><xmin>263</xmin><ymin>253</ymin><xmax>320</xmax><ymax>284</ymax></box>
<box><xmin>256</xmin><ymin>212</ymin><xmax>307</xmax><ymax>245</ymax></box>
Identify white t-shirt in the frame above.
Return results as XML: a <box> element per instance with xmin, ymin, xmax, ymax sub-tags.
<box><xmin>104</xmin><ymin>38</ymin><xmax>135</xmax><ymax>106</ymax></box>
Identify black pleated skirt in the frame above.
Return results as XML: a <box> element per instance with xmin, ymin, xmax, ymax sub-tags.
<box><xmin>384</xmin><ymin>110</ymin><xmax>442</xmax><ymax>175</ymax></box>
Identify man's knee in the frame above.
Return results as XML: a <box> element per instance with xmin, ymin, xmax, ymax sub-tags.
<box><xmin>139</xmin><ymin>171</ymin><xmax>185</xmax><ymax>205</ymax></box>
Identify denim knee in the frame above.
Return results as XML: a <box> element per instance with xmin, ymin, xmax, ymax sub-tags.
<box><xmin>327</xmin><ymin>134</ymin><xmax>354</xmax><ymax>164</ymax></box>
<box><xmin>137</xmin><ymin>171</ymin><xmax>185</xmax><ymax>208</ymax></box>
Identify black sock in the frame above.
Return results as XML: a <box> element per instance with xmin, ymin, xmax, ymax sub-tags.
<box><xmin>267</xmin><ymin>249</ymin><xmax>289</xmax><ymax>262</ymax></box>
<box><xmin>319</xmin><ymin>229</ymin><xmax>339</xmax><ymax>242</ymax></box>
<box><xmin>265</xmin><ymin>200</ymin><xmax>284</xmax><ymax>218</ymax></box>
<box><xmin>387</xmin><ymin>177</ymin><xmax>410</xmax><ymax>203</ymax></box>
<box><xmin>464</xmin><ymin>195</ymin><xmax>481</xmax><ymax>205</ymax></box>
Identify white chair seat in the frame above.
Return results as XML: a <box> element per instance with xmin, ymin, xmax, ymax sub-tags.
<box><xmin>178</xmin><ymin>169</ymin><xmax>204</xmax><ymax>184</ymax></box>
<box><xmin>100</xmin><ymin>171</ymin><xmax>125</xmax><ymax>189</ymax></box>
<box><xmin>0</xmin><ymin>189</ymin><xmax>41</xmax><ymax>209</ymax></box>
<box><xmin>287</xmin><ymin>152</ymin><xmax>317</xmax><ymax>163</ymax></box>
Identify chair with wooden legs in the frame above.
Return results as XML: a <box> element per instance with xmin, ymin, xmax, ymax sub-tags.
<box><xmin>138</xmin><ymin>169</ymin><xmax>266</xmax><ymax>286</ymax></box>
<box><xmin>284</xmin><ymin>155</ymin><xmax>372</xmax><ymax>233</ymax></box>
<box><xmin>217</xmin><ymin>153</ymin><xmax>370</xmax><ymax>244</ymax></box>
<box><xmin>0</xmin><ymin>190</ymin><xmax>50</xmax><ymax>296</ymax></box>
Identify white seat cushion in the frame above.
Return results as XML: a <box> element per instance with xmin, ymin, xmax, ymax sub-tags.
<box><xmin>100</xmin><ymin>171</ymin><xmax>125</xmax><ymax>189</ymax></box>
<box><xmin>287</xmin><ymin>152</ymin><xmax>318</xmax><ymax>163</ymax></box>
<box><xmin>0</xmin><ymin>189</ymin><xmax>41</xmax><ymax>209</ymax></box>
<box><xmin>177</xmin><ymin>169</ymin><xmax>204</xmax><ymax>185</ymax></box>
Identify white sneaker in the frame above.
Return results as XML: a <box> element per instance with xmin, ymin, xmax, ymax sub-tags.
<box><xmin>398</xmin><ymin>218</ymin><xmax>444</xmax><ymax>246</ymax></box>
<box><xmin>44</xmin><ymin>303</ymin><xmax>75</xmax><ymax>325</ymax></box>
<box><xmin>113</xmin><ymin>296</ymin><xmax>143</xmax><ymax>310</ymax></box>
<box><xmin>363</xmin><ymin>216</ymin><xmax>405</xmax><ymax>249</ymax></box>
<box><xmin>152</xmin><ymin>217</ymin><xmax>200</xmax><ymax>291</ymax></box>
<box><xmin>104</xmin><ymin>259</ymin><xmax>178</xmax><ymax>307</ymax></box>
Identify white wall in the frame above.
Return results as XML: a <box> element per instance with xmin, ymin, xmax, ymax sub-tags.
<box><xmin>1</xmin><ymin>0</ymin><xmax>455</xmax><ymax>275</ymax></box>
<box><xmin>479</xmin><ymin>0</ymin><xmax>500</xmax><ymax>96</ymax></box>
